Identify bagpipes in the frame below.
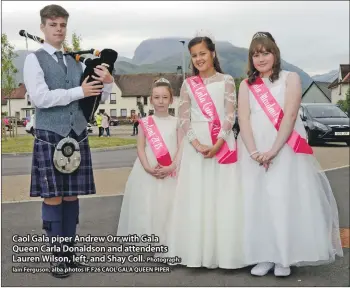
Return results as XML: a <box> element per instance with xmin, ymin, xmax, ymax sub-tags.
<box><xmin>19</xmin><ymin>30</ymin><xmax>118</xmax><ymax>123</ymax></box>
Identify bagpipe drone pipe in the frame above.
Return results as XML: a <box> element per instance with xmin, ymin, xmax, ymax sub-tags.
<box><xmin>19</xmin><ymin>30</ymin><xmax>118</xmax><ymax>123</ymax></box>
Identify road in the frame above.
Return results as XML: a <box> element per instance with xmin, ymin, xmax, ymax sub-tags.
<box><xmin>2</xmin><ymin>149</ymin><xmax>138</xmax><ymax>176</ymax></box>
<box><xmin>2</xmin><ymin>143</ymin><xmax>349</xmax><ymax>176</ymax></box>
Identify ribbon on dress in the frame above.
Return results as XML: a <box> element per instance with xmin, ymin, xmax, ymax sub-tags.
<box><xmin>187</xmin><ymin>76</ymin><xmax>237</xmax><ymax>164</ymax></box>
<box><xmin>245</xmin><ymin>77</ymin><xmax>313</xmax><ymax>154</ymax></box>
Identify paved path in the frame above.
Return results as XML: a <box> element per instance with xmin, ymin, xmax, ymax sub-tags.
<box><xmin>1</xmin><ymin>167</ymin><xmax>349</xmax><ymax>286</ymax></box>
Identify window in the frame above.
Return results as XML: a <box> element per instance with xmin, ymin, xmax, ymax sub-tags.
<box><xmin>120</xmin><ymin>109</ymin><xmax>127</xmax><ymax>117</ymax></box>
<box><xmin>25</xmin><ymin>110</ymin><xmax>31</xmax><ymax>117</ymax></box>
<box><xmin>130</xmin><ymin>109</ymin><xmax>136</xmax><ymax>117</ymax></box>
<box><xmin>27</xmin><ymin>95</ymin><xmax>31</xmax><ymax>106</ymax></box>
<box><xmin>143</xmin><ymin>96</ymin><xmax>148</xmax><ymax>105</ymax></box>
<box><xmin>136</xmin><ymin>97</ymin><xmax>141</xmax><ymax>104</ymax></box>
<box><xmin>168</xmin><ymin>108</ymin><xmax>175</xmax><ymax>116</ymax></box>
<box><xmin>110</xmin><ymin>109</ymin><xmax>117</xmax><ymax>117</ymax></box>
<box><xmin>110</xmin><ymin>93</ymin><xmax>116</xmax><ymax>104</ymax></box>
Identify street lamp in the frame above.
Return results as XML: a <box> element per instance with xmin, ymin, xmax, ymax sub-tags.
<box><xmin>179</xmin><ymin>40</ymin><xmax>185</xmax><ymax>80</ymax></box>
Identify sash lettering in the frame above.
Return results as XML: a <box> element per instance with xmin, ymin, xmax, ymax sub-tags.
<box><xmin>187</xmin><ymin>76</ymin><xmax>237</xmax><ymax>164</ymax></box>
<box><xmin>246</xmin><ymin>77</ymin><xmax>313</xmax><ymax>154</ymax></box>
<box><xmin>138</xmin><ymin>116</ymin><xmax>173</xmax><ymax>167</ymax></box>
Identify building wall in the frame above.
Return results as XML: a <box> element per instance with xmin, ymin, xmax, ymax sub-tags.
<box><xmin>96</xmin><ymin>83</ymin><xmax>180</xmax><ymax>118</ymax></box>
<box><xmin>302</xmin><ymin>84</ymin><xmax>330</xmax><ymax>103</ymax></box>
<box><xmin>331</xmin><ymin>83</ymin><xmax>350</xmax><ymax>104</ymax></box>
<box><xmin>2</xmin><ymin>95</ymin><xmax>34</xmax><ymax>118</ymax></box>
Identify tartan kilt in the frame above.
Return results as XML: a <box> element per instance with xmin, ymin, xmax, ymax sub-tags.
<box><xmin>30</xmin><ymin>129</ymin><xmax>96</xmax><ymax>198</ymax></box>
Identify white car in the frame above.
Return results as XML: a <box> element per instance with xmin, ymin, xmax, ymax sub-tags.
<box><xmin>25</xmin><ymin>114</ymin><xmax>35</xmax><ymax>135</ymax></box>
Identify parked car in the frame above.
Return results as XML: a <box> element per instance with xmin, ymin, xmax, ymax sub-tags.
<box><xmin>25</xmin><ymin>114</ymin><xmax>35</xmax><ymax>135</ymax></box>
<box><xmin>299</xmin><ymin>103</ymin><xmax>350</xmax><ymax>146</ymax></box>
<box><xmin>109</xmin><ymin>116</ymin><xmax>119</xmax><ymax>126</ymax></box>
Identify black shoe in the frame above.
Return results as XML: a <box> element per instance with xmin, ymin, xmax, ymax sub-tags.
<box><xmin>50</xmin><ymin>261</ymin><xmax>70</xmax><ymax>278</ymax></box>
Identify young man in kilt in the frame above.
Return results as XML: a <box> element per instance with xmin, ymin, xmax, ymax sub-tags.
<box><xmin>23</xmin><ymin>4</ymin><xmax>114</xmax><ymax>278</ymax></box>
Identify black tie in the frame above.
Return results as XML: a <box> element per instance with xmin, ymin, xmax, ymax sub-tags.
<box><xmin>55</xmin><ymin>51</ymin><xmax>67</xmax><ymax>74</ymax></box>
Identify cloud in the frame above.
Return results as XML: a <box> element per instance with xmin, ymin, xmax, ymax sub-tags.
<box><xmin>2</xmin><ymin>1</ymin><xmax>349</xmax><ymax>74</ymax></box>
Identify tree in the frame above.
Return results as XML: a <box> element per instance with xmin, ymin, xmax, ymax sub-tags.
<box><xmin>337</xmin><ymin>88</ymin><xmax>350</xmax><ymax>114</ymax></box>
<box><xmin>1</xmin><ymin>33</ymin><xmax>18</xmax><ymax>118</ymax></box>
<box><xmin>137</xmin><ymin>101</ymin><xmax>145</xmax><ymax>117</ymax></box>
<box><xmin>234</xmin><ymin>76</ymin><xmax>245</xmax><ymax>95</ymax></box>
<box><xmin>63</xmin><ymin>32</ymin><xmax>82</xmax><ymax>52</ymax></box>
<box><xmin>71</xmin><ymin>32</ymin><xmax>82</xmax><ymax>51</ymax></box>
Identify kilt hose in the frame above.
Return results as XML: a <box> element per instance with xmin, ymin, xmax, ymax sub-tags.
<box><xmin>30</xmin><ymin>129</ymin><xmax>96</xmax><ymax>198</ymax></box>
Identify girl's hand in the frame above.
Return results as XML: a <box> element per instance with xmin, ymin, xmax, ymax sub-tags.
<box><xmin>203</xmin><ymin>146</ymin><xmax>220</xmax><ymax>158</ymax></box>
<box><xmin>145</xmin><ymin>167</ymin><xmax>159</xmax><ymax>177</ymax></box>
<box><xmin>154</xmin><ymin>164</ymin><xmax>175</xmax><ymax>179</ymax></box>
<box><xmin>195</xmin><ymin>144</ymin><xmax>211</xmax><ymax>155</ymax></box>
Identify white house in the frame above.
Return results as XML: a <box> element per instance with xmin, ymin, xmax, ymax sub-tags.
<box><xmin>328</xmin><ymin>64</ymin><xmax>350</xmax><ymax>104</ymax></box>
<box><xmin>1</xmin><ymin>84</ymin><xmax>34</xmax><ymax>119</ymax></box>
<box><xmin>95</xmin><ymin>73</ymin><xmax>186</xmax><ymax>120</ymax></box>
<box><xmin>1</xmin><ymin>72</ymin><xmax>186</xmax><ymax>122</ymax></box>
<box><xmin>302</xmin><ymin>81</ymin><xmax>331</xmax><ymax>103</ymax></box>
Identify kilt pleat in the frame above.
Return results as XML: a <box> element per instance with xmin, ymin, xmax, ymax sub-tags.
<box><xmin>30</xmin><ymin>129</ymin><xmax>96</xmax><ymax>198</ymax></box>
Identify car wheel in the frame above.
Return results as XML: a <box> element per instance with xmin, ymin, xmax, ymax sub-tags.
<box><xmin>306</xmin><ymin>129</ymin><xmax>315</xmax><ymax>146</ymax></box>
<box><xmin>110</xmin><ymin>121</ymin><xmax>115</xmax><ymax>126</ymax></box>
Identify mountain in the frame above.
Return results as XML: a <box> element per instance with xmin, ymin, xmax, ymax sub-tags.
<box><xmin>12</xmin><ymin>38</ymin><xmax>313</xmax><ymax>91</ymax></box>
<box><xmin>129</xmin><ymin>38</ymin><xmax>313</xmax><ymax>91</ymax></box>
<box><xmin>312</xmin><ymin>70</ymin><xmax>338</xmax><ymax>82</ymax></box>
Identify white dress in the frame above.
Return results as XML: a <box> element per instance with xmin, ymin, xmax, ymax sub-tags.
<box><xmin>237</xmin><ymin>70</ymin><xmax>343</xmax><ymax>267</ymax></box>
<box><xmin>117</xmin><ymin>115</ymin><xmax>178</xmax><ymax>243</ymax></box>
<box><xmin>160</xmin><ymin>73</ymin><xmax>245</xmax><ymax>269</ymax></box>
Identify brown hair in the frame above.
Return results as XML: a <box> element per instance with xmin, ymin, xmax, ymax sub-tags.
<box><xmin>247</xmin><ymin>32</ymin><xmax>281</xmax><ymax>84</ymax></box>
<box><xmin>188</xmin><ymin>37</ymin><xmax>223</xmax><ymax>76</ymax></box>
<box><xmin>40</xmin><ymin>4</ymin><xmax>69</xmax><ymax>25</ymax></box>
<box><xmin>151</xmin><ymin>79</ymin><xmax>173</xmax><ymax>100</ymax></box>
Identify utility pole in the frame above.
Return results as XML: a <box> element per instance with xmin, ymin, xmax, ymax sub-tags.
<box><xmin>179</xmin><ymin>40</ymin><xmax>185</xmax><ymax>80</ymax></box>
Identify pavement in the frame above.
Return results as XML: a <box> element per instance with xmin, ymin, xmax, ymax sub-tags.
<box><xmin>1</xmin><ymin>144</ymin><xmax>349</xmax><ymax>286</ymax></box>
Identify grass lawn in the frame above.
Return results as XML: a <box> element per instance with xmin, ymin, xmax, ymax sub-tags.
<box><xmin>1</xmin><ymin>135</ymin><xmax>136</xmax><ymax>153</ymax></box>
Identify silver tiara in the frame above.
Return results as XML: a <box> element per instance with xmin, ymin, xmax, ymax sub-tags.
<box><xmin>194</xmin><ymin>29</ymin><xmax>215</xmax><ymax>44</ymax></box>
<box><xmin>253</xmin><ymin>32</ymin><xmax>268</xmax><ymax>40</ymax></box>
<box><xmin>155</xmin><ymin>78</ymin><xmax>170</xmax><ymax>84</ymax></box>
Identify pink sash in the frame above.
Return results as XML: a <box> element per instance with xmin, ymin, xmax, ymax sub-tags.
<box><xmin>187</xmin><ymin>76</ymin><xmax>237</xmax><ymax>164</ymax></box>
<box><xmin>246</xmin><ymin>77</ymin><xmax>313</xmax><ymax>154</ymax></box>
<box><xmin>138</xmin><ymin>116</ymin><xmax>173</xmax><ymax>166</ymax></box>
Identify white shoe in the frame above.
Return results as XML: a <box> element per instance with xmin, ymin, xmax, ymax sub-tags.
<box><xmin>251</xmin><ymin>262</ymin><xmax>274</xmax><ymax>276</ymax></box>
<box><xmin>274</xmin><ymin>264</ymin><xmax>291</xmax><ymax>277</ymax></box>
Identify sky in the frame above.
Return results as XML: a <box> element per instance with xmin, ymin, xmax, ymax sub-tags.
<box><xmin>2</xmin><ymin>1</ymin><xmax>349</xmax><ymax>76</ymax></box>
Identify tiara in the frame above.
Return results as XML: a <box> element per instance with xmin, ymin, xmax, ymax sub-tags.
<box><xmin>252</xmin><ymin>32</ymin><xmax>268</xmax><ymax>40</ymax></box>
<box><xmin>155</xmin><ymin>78</ymin><xmax>170</xmax><ymax>84</ymax></box>
<box><xmin>194</xmin><ymin>29</ymin><xmax>215</xmax><ymax>44</ymax></box>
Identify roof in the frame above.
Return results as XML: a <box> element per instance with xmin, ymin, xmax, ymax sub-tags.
<box><xmin>328</xmin><ymin>64</ymin><xmax>350</xmax><ymax>89</ymax></box>
<box><xmin>302</xmin><ymin>81</ymin><xmax>331</xmax><ymax>101</ymax></box>
<box><xmin>114</xmin><ymin>73</ymin><xmax>190</xmax><ymax>97</ymax></box>
<box><xmin>340</xmin><ymin>64</ymin><xmax>350</xmax><ymax>79</ymax></box>
<box><xmin>2</xmin><ymin>83</ymin><xmax>27</xmax><ymax>100</ymax></box>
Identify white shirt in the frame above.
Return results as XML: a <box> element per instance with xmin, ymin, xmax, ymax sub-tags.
<box><xmin>23</xmin><ymin>42</ymin><xmax>113</xmax><ymax>109</ymax></box>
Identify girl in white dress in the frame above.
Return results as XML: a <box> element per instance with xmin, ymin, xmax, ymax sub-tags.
<box><xmin>160</xmin><ymin>35</ymin><xmax>244</xmax><ymax>269</ymax></box>
<box><xmin>237</xmin><ymin>32</ymin><xmax>343</xmax><ymax>277</ymax></box>
<box><xmin>117</xmin><ymin>78</ymin><xmax>180</xmax><ymax>243</ymax></box>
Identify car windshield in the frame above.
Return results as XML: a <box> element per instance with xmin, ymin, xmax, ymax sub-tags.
<box><xmin>306</xmin><ymin>105</ymin><xmax>348</xmax><ymax>118</ymax></box>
